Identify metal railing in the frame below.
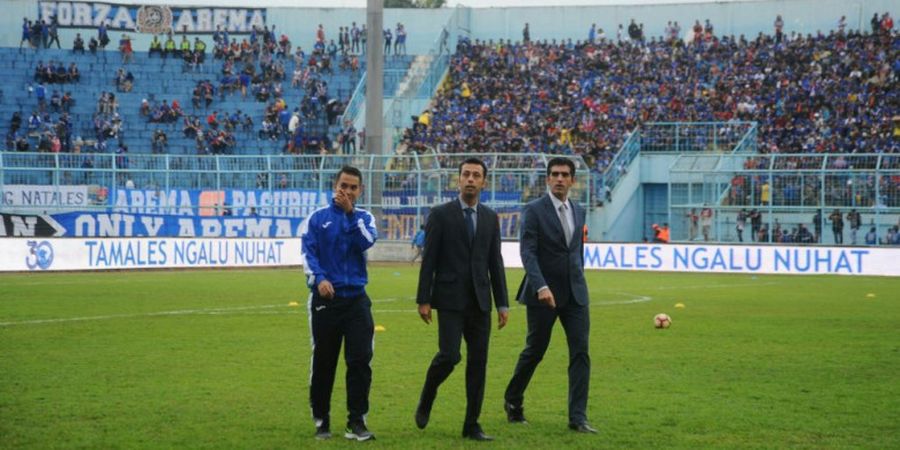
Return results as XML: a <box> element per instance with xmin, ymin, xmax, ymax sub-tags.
<box><xmin>1</xmin><ymin>151</ymin><xmax>592</xmax><ymax>240</ymax></box>
<box><xmin>667</xmin><ymin>153</ymin><xmax>900</xmax><ymax>245</ymax></box>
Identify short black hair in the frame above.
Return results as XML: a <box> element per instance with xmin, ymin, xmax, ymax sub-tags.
<box><xmin>546</xmin><ymin>157</ymin><xmax>576</xmax><ymax>177</ymax></box>
<box><xmin>458</xmin><ymin>157</ymin><xmax>488</xmax><ymax>178</ymax></box>
<box><xmin>335</xmin><ymin>165</ymin><xmax>363</xmax><ymax>184</ymax></box>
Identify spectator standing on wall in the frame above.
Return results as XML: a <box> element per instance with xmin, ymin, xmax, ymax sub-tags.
<box><xmin>686</xmin><ymin>208</ymin><xmax>698</xmax><ymax>241</ymax></box>
<box><xmin>20</xmin><ymin>18</ymin><xmax>31</xmax><ymax>52</ymax></box>
<box><xmin>736</xmin><ymin>209</ymin><xmax>748</xmax><ymax>243</ymax></box>
<box><xmin>588</xmin><ymin>24</ymin><xmax>596</xmax><ymax>44</ymax></box>
<box><xmin>383</xmin><ymin>27</ymin><xmax>392</xmax><ymax>56</ymax></box>
<box><xmin>700</xmin><ymin>205</ymin><xmax>713</xmax><ymax>241</ymax></box>
<box><xmin>812</xmin><ymin>209</ymin><xmax>823</xmax><ymax>243</ymax></box>
<box><xmin>351</xmin><ymin>22</ymin><xmax>360</xmax><ymax>53</ymax></box>
<box><xmin>522</xmin><ymin>23</ymin><xmax>530</xmax><ymax>43</ymax></box>
<box><xmin>773</xmin><ymin>15</ymin><xmax>784</xmax><ymax>43</ymax></box>
<box><xmin>48</xmin><ymin>16</ymin><xmax>61</xmax><ymax>49</ymax></box>
<box><xmin>395</xmin><ymin>23</ymin><xmax>406</xmax><ymax>55</ymax></box>
<box><xmin>98</xmin><ymin>21</ymin><xmax>110</xmax><ymax>50</ymax></box>
<box><xmin>829</xmin><ymin>209</ymin><xmax>844</xmax><ymax>244</ymax></box>
<box><xmin>847</xmin><ymin>209</ymin><xmax>861</xmax><ymax>245</ymax></box>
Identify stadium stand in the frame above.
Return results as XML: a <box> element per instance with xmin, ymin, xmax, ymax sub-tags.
<box><xmin>400</xmin><ymin>24</ymin><xmax>899</xmax><ymax>180</ymax></box>
<box><xmin>2</xmin><ymin>29</ymin><xmax>412</xmax><ymax>159</ymax></box>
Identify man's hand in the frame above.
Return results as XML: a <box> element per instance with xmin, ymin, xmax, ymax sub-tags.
<box><xmin>537</xmin><ymin>287</ymin><xmax>556</xmax><ymax>308</ymax></box>
<box><xmin>334</xmin><ymin>191</ymin><xmax>353</xmax><ymax>213</ymax></box>
<box><xmin>498</xmin><ymin>309</ymin><xmax>509</xmax><ymax>330</ymax></box>
<box><xmin>418</xmin><ymin>303</ymin><xmax>432</xmax><ymax>324</ymax></box>
<box><xmin>317</xmin><ymin>280</ymin><xmax>335</xmax><ymax>299</ymax></box>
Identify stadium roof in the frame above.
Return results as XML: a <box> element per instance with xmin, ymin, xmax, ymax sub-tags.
<box><xmin>108</xmin><ymin>0</ymin><xmax>770</xmax><ymax>8</ymax></box>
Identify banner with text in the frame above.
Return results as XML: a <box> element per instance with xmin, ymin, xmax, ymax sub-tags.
<box><xmin>52</xmin><ymin>212</ymin><xmax>307</xmax><ymax>237</ymax></box>
<box><xmin>38</xmin><ymin>2</ymin><xmax>266</xmax><ymax>34</ymax></box>
<box><xmin>2</xmin><ymin>185</ymin><xmax>92</xmax><ymax>210</ymax></box>
<box><xmin>111</xmin><ymin>188</ymin><xmax>328</xmax><ymax>217</ymax></box>
<box><xmin>1</xmin><ymin>237</ymin><xmax>299</xmax><ymax>271</ymax></box>
<box><xmin>499</xmin><ymin>242</ymin><xmax>900</xmax><ymax>277</ymax></box>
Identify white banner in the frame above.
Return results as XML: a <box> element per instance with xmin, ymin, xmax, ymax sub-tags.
<box><xmin>1</xmin><ymin>185</ymin><xmax>91</xmax><ymax>209</ymax></box>
<box><xmin>501</xmin><ymin>242</ymin><xmax>900</xmax><ymax>277</ymax></box>
<box><xmin>2</xmin><ymin>239</ymin><xmax>898</xmax><ymax>276</ymax></box>
<box><xmin>1</xmin><ymin>238</ymin><xmax>301</xmax><ymax>271</ymax></box>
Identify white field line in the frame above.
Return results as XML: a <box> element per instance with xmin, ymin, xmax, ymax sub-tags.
<box><xmin>0</xmin><ymin>281</ymin><xmax>774</xmax><ymax>327</ymax></box>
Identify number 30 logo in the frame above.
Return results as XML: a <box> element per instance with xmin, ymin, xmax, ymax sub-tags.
<box><xmin>26</xmin><ymin>240</ymin><xmax>54</xmax><ymax>270</ymax></box>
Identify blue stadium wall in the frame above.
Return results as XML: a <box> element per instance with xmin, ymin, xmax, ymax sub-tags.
<box><xmin>0</xmin><ymin>0</ymin><xmax>897</xmax><ymax>54</ymax></box>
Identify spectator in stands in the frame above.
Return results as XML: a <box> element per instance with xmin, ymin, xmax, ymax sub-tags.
<box><xmin>34</xmin><ymin>82</ymin><xmax>46</xmax><ymax>112</ymax></box>
<box><xmin>152</xmin><ymin>129</ymin><xmax>168</xmax><ymax>154</ymax></box>
<box><xmin>88</xmin><ymin>36</ymin><xmax>98</xmax><ymax>54</ymax></box>
<box><xmin>383</xmin><ymin>27</ymin><xmax>392</xmax><ymax>55</ymax></box>
<box><xmin>395</xmin><ymin>23</ymin><xmax>407</xmax><ymax>55</ymax></box>
<box><xmin>340</xmin><ymin>120</ymin><xmax>357</xmax><ymax>153</ymax></box>
<box><xmin>164</xmin><ymin>33</ymin><xmax>175</xmax><ymax>59</ymax></box>
<box><xmin>9</xmin><ymin>111</ymin><xmax>22</xmax><ymax>136</ymax></box>
<box><xmin>865</xmin><ymin>227</ymin><xmax>877</xmax><ymax>245</ymax></box>
<box><xmin>119</xmin><ymin>34</ymin><xmax>133</xmax><ymax>63</ymax></box>
<box><xmin>20</xmin><ymin>18</ymin><xmax>31</xmax><ymax>52</ymax></box>
<box><xmin>811</xmin><ymin>209</ymin><xmax>823</xmax><ymax>243</ymax></box>
<box><xmin>72</xmin><ymin>33</ymin><xmax>85</xmax><ymax>54</ymax></box>
<box><xmin>847</xmin><ymin>209</ymin><xmax>861</xmax><ymax>245</ymax></box>
<box><xmin>829</xmin><ymin>209</ymin><xmax>844</xmax><ymax>244</ymax></box>
<box><xmin>49</xmin><ymin>90</ymin><xmax>61</xmax><ymax>113</ymax></box>
<box><xmin>360</xmin><ymin>24</ymin><xmax>367</xmax><ymax>54</ymax></box>
<box><xmin>700</xmin><ymin>205</ymin><xmax>713</xmax><ymax>241</ymax></box>
<box><xmin>48</xmin><ymin>16</ymin><xmax>61</xmax><ymax>49</ymax></box>
<box><xmin>149</xmin><ymin>35</ymin><xmax>162</xmax><ymax>57</ymax></box>
<box><xmin>194</xmin><ymin>37</ymin><xmax>207</xmax><ymax>63</ymax></box>
<box><xmin>115</xmin><ymin>68</ymin><xmax>134</xmax><ymax>92</ymax></box>
<box><xmin>350</xmin><ymin>22</ymin><xmax>361</xmax><ymax>53</ymax></box>
<box><xmin>98</xmin><ymin>21</ymin><xmax>110</xmax><ymax>50</ymax></box>
<box><xmin>40</xmin><ymin>19</ymin><xmax>49</xmax><ymax>49</ymax></box>
<box><xmin>67</xmin><ymin>63</ymin><xmax>80</xmax><ymax>82</ymax></box>
<box><xmin>736</xmin><ymin>209</ymin><xmax>748</xmax><ymax>242</ymax></box>
<box><xmin>773</xmin><ymin>14</ymin><xmax>784</xmax><ymax>43</ymax></box>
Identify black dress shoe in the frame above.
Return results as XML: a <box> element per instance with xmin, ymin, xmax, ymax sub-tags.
<box><xmin>568</xmin><ymin>422</ymin><xmax>599</xmax><ymax>433</ymax></box>
<box><xmin>504</xmin><ymin>402</ymin><xmax>527</xmax><ymax>423</ymax></box>
<box><xmin>462</xmin><ymin>428</ymin><xmax>494</xmax><ymax>441</ymax></box>
<box><xmin>414</xmin><ymin>400</ymin><xmax>431</xmax><ymax>430</ymax></box>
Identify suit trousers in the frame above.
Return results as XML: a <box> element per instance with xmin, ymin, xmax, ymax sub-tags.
<box><xmin>309</xmin><ymin>292</ymin><xmax>374</xmax><ymax>427</ymax></box>
<box><xmin>421</xmin><ymin>301</ymin><xmax>491</xmax><ymax>427</ymax></box>
<box><xmin>505</xmin><ymin>302</ymin><xmax>590</xmax><ymax>424</ymax></box>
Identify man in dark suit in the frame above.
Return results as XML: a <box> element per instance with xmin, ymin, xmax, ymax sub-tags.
<box><xmin>415</xmin><ymin>157</ymin><xmax>509</xmax><ymax>441</ymax></box>
<box><xmin>504</xmin><ymin>157</ymin><xmax>597</xmax><ymax>433</ymax></box>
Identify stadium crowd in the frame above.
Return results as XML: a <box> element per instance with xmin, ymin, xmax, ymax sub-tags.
<box><xmin>401</xmin><ymin>15</ymin><xmax>898</xmax><ymax>179</ymax></box>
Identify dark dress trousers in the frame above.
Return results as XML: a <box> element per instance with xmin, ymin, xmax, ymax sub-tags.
<box><xmin>416</xmin><ymin>199</ymin><xmax>508</xmax><ymax>428</ymax></box>
<box><xmin>505</xmin><ymin>193</ymin><xmax>591</xmax><ymax>424</ymax></box>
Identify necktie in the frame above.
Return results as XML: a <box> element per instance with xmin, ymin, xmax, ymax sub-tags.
<box><xmin>464</xmin><ymin>207</ymin><xmax>475</xmax><ymax>244</ymax></box>
<box><xmin>559</xmin><ymin>204</ymin><xmax>573</xmax><ymax>245</ymax></box>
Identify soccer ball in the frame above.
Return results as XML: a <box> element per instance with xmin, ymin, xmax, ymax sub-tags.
<box><xmin>654</xmin><ymin>313</ymin><xmax>672</xmax><ymax>329</ymax></box>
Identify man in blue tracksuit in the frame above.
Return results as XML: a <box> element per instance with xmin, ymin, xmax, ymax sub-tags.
<box><xmin>301</xmin><ymin>165</ymin><xmax>378</xmax><ymax>441</ymax></box>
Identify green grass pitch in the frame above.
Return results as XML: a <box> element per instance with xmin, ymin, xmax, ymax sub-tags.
<box><xmin>1</xmin><ymin>266</ymin><xmax>898</xmax><ymax>448</ymax></box>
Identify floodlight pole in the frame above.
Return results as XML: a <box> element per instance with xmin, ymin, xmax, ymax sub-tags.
<box><xmin>365</xmin><ymin>0</ymin><xmax>384</xmax><ymax>156</ymax></box>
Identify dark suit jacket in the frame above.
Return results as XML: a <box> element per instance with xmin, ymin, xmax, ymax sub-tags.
<box><xmin>516</xmin><ymin>194</ymin><xmax>589</xmax><ymax>307</ymax></box>
<box><xmin>416</xmin><ymin>199</ymin><xmax>509</xmax><ymax>313</ymax></box>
